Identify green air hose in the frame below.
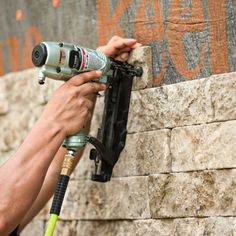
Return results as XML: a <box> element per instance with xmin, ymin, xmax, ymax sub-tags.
<box><xmin>44</xmin><ymin>214</ymin><xmax>58</xmax><ymax>236</ymax></box>
<box><xmin>44</xmin><ymin>151</ymin><xmax>76</xmax><ymax>236</ymax></box>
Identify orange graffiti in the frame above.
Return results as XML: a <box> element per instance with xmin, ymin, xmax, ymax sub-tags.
<box><xmin>53</xmin><ymin>0</ymin><xmax>59</xmax><ymax>8</ymax></box>
<box><xmin>23</xmin><ymin>26</ymin><xmax>43</xmax><ymax>69</ymax></box>
<box><xmin>15</xmin><ymin>9</ymin><xmax>23</xmax><ymax>21</ymax></box>
<box><xmin>153</xmin><ymin>50</ymin><xmax>167</xmax><ymax>85</ymax></box>
<box><xmin>208</xmin><ymin>0</ymin><xmax>228</xmax><ymax>74</ymax></box>
<box><xmin>0</xmin><ymin>1</ymin><xmax>231</xmax><ymax>81</ymax></box>
<box><xmin>134</xmin><ymin>0</ymin><xmax>164</xmax><ymax>44</ymax></box>
<box><xmin>0</xmin><ymin>42</ymin><xmax>4</xmax><ymax>76</ymax></box>
<box><xmin>5</xmin><ymin>37</ymin><xmax>20</xmax><ymax>72</ymax></box>
<box><xmin>166</xmin><ymin>0</ymin><xmax>207</xmax><ymax>79</ymax></box>
<box><xmin>0</xmin><ymin>26</ymin><xmax>42</xmax><ymax>76</ymax></box>
<box><xmin>134</xmin><ymin>0</ymin><xmax>166</xmax><ymax>84</ymax></box>
<box><xmin>96</xmin><ymin>0</ymin><xmax>133</xmax><ymax>46</ymax></box>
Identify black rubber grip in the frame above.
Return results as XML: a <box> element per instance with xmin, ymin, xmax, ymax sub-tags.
<box><xmin>50</xmin><ymin>175</ymin><xmax>70</xmax><ymax>215</ymax></box>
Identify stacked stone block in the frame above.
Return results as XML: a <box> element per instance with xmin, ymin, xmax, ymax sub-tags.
<box><xmin>1</xmin><ymin>47</ymin><xmax>236</xmax><ymax>235</ymax></box>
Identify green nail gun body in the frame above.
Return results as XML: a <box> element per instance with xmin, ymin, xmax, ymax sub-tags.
<box><xmin>32</xmin><ymin>42</ymin><xmax>112</xmax><ymax>84</ymax></box>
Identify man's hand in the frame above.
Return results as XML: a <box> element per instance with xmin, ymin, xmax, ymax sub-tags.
<box><xmin>97</xmin><ymin>35</ymin><xmax>142</xmax><ymax>61</ymax></box>
<box><xmin>40</xmin><ymin>70</ymin><xmax>106</xmax><ymax>137</ymax></box>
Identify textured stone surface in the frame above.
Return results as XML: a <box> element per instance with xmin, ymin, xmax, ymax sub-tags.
<box><xmin>171</xmin><ymin>120</ymin><xmax>236</xmax><ymax>172</ymax></box>
<box><xmin>47</xmin><ymin>217</ymin><xmax>236</xmax><ymax>236</ymax></box>
<box><xmin>54</xmin><ymin>220</ymin><xmax>78</xmax><ymax>236</ymax></box>
<box><xmin>172</xmin><ymin>217</ymin><xmax>236</xmax><ymax>236</ymax></box>
<box><xmin>210</xmin><ymin>72</ymin><xmax>236</xmax><ymax>121</ymax></box>
<box><xmin>128</xmin><ymin>46</ymin><xmax>153</xmax><ymax>90</ymax></box>
<box><xmin>3</xmin><ymin>69</ymin><xmax>62</xmax><ymax>110</ymax></box>
<box><xmin>149</xmin><ymin>170</ymin><xmax>236</xmax><ymax>218</ymax></box>
<box><xmin>0</xmin><ymin>69</ymin><xmax>62</xmax><ymax>157</ymax></box>
<box><xmin>70</xmin><ymin>144</ymin><xmax>94</xmax><ymax>180</ymax></box>
<box><xmin>113</xmin><ymin>130</ymin><xmax>171</xmax><ymax>177</ymax></box>
<box><xmin>0</xmin><ymin>82</ymin><xmax>8</xmax><ymax>114</ymax></box>
<box><xmin>4</xmin><ymin>69</ymin><xmax>44</xmax><ymax>109</ymax></box>
<box><xmin>75</xmin><ymin>219</ymin><xmax>173</xmax><ymax>236</ymax></box>
<box><xmin>0</xmin><ymin>111</ymin><xmax>32</xmax><ymax>152</ymax></box>
<box><xmin>127</xmin><ymin>78</ymin><xmax>213</xmax><ymax>133</ymax></box>
<box><xmin>53</xmin><ymin>219</ymin><xmax>173</xmax><ymax>236</ymax></box>
<box><xmin>0</xmin><ymin>105</ymin><xmax>44</xmax><ymax>153</ymax></box>
<box><xmin>128</xmin><ymin>72</ymin><xmax>236</xmax><ymax>133</ymax></box>
<box><xmin>21</xmin><ymin>219</ymin><xmax>44</xmax><ymax>236</ymax></box>
<box><xmin>59</xmin><ymin>177</ymin><xmax>150</xmax><ymax>220</ymax></box>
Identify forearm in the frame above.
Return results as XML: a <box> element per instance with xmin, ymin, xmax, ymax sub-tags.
<box><xmin>0</xmin><ymin>118</ymin><xmax>65</xmax><ymax>235</ymax></box>
<box><xmin>18</xmin><ymin>147</ymin><xmax>83</xmax><ymax>231</ymax></box>
<box><xmin>18</xmin><ymin>95</ymin><xmax>97</xmax><ymax>232</ymax></box>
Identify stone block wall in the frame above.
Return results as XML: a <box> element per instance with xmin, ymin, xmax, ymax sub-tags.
<box><xmin>1</xmin><ymin>47</ymin><xmax>236</xmax><ymax>235</ymax></box>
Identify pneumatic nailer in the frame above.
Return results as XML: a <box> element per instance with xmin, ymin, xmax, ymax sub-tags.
<box><xmin>32</xmin><ymin>41</ymin><xmax>143</xmax><ymax>236</ymax></box>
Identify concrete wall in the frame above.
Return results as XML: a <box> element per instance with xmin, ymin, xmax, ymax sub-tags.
<box><xmin>0</xmin><ymin>0</ymin><xmax>97</xmax><ymax>76</ymax></box>
<box><xmin>1</xmin><ymin>47</ymin><xmax>236</xmax><ymax>235</ymax></box>
<box><xmin>97</xmin><ymin>0</ymin><xmax>236</xmax><ymax>85</ymax></box>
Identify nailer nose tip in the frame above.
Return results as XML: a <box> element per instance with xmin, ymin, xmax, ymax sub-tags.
<box><xmin>134</xmin><ymin>66</ymin><xmax>143</xmax><ymax>77</ymax></box>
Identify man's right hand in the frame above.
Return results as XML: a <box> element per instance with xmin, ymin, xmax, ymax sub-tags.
<box><xmin>40</xmin><ymin>70</ymin><xmax>106</xmax><ymax>137</ymax></box>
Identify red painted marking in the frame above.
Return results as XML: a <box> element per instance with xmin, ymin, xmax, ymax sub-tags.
<box><xmin>15</xmin><ymin>9</ymin><xmax>23</xmax><ymax>21</ymax></box>
<box><xmin>53</xmin><ymin>0</ymin><xmax>59</xmax><ymax>8</ymax></box>
<box><xmin>0</xmin><ymin>42</ymin><xmax>4</xmax><ymax>76</ymax></box>
<box><xmin>5</xmin><ymin>37</ymin><xmax>20</xmax><ymax>72</ymax></box>
<box><xmin>208</xmin><ymin>0</ymin><xmax>228</xmax><ymax>74</ymax></box>
<box><xmin>96</xmin><ymin>0</ymin><xmax>132</xmax><ymax>45</ymax></box>
<box><xmin>23</xmin><ymin>27</ymin><xmax>43</xmax><ymax>69</ymax></box>
<box><xmin>167</xmin><ymin>0</ymin><xmax>207</xmax><ymax>79</ymax></box>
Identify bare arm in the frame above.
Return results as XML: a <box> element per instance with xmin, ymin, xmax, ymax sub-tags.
<box><xmin>0</xmin><ymin>118</ymin><xmax>64</xmax><ymax>235</ymax></box>
<box><xmin>0</xmin><ymin>71</ymin><xmax>105</xmax><ymax>236</ymax></box>
<box><xmin>18</xmin><ymin>106</ymin><xmax>95</xmax><ymax>232</ymax></box>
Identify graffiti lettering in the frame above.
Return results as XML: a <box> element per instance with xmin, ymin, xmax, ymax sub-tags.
<box><xmin>0</xmin><ymin>1</ymin><xmax>230</xmax><ymax>81</ymax></box>
<box><xmin>0</xmin><ymin>37</ymin><xmax>20</xmax><ymax>76</ymax></box>
<box><xmin>0</xmin><ymin>42</ymin><xmax>4</xmax><ymax>76</ymax></box>
<box><xmin>23</xmin><ymin>27</ymin><xmax>43</xmax><ymax>69</ymax></box>
<box><xmin>134</xmin><ymin>0</ymin><xmax>164</xmax><ymax>44</ymax></box>
<box><xmin>96</xmin><ymin>0</ymin><xmax>132</xmax><ymax>46</ymax></box>
<box><xmin>0</xmin><ymin>26</ymin><xmax>42</xmax><ymax>76</ymax></box>
<box><xmin>96</xmin><ymin>0</ymin><xmax>229</xmax><ymax>83</ymax></box>
<box><xmin>5</xmin><ymin>37</ymin><xmax>20</xmax><ymax>72</ymax></box>
<box><xmin>134</xmin><ymin>0</ymin><xmax>167</xmax><ymax>85</ymax></box>
<box><xmin>167</xmin><ymin>0</ymin><xmax>207</xmax><ymax>79</ymax></box>
<box><xmin>208</xmin><ymin>0</ymin><xmax>228</xmax><ymax>74</ymax></box>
